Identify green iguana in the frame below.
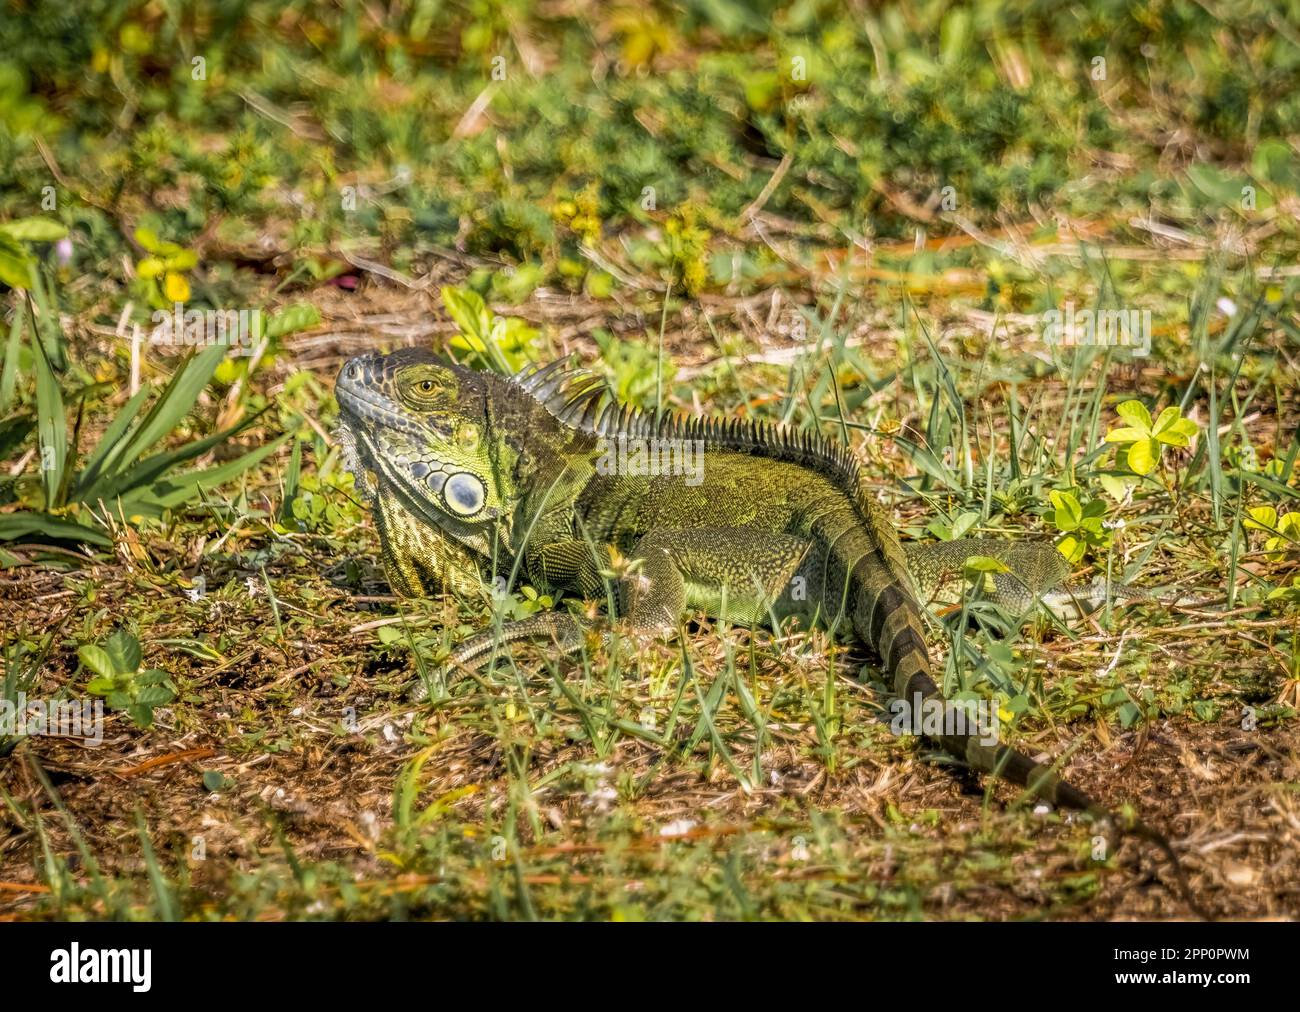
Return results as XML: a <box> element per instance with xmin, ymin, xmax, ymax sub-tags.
<box><xmin>335</xmin><ymin>348</ymin><xmax>1199</xmax><ymax>908</ymax></box>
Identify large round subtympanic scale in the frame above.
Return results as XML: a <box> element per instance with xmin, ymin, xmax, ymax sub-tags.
<box><xmin>444</xmin><ymin>472</ymin><xmax>485</xmax><ymax>516</ymax></box>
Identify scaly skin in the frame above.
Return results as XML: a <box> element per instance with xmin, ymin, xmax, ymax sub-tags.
<box><xmin>335</xmin><ymin>348</ymin><xmax>1201</xmax><ymax>911</ymax></box>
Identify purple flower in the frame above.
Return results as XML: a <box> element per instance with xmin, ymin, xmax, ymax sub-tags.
<box><xmin>55</xmin><ymin>237</ymin><xmax>73</xmax><ymax>265</ymax></box>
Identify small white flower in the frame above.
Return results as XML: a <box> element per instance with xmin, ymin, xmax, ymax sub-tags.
<box><xmin>659</xmin><ymin>819</ymin><xmax>697</xmax><ymax>838</ymax></box>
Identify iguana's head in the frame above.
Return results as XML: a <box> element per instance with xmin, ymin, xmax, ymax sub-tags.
<box><xmin>335</xmin><ymin>349</ymin><xmax>509</xmax><ymax>540</ymax></box>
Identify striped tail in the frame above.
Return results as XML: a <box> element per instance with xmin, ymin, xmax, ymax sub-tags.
<box><xmin>852</xmin><ymin>558</ymin><xmax>1205</xmax><ymax>915</ymax></box>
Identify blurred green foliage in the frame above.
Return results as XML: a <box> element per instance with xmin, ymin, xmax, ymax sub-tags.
<box><xmin>1</xmin><ymin>0</ymin><xmax>1295</xmax><ymax>295</ymax></box>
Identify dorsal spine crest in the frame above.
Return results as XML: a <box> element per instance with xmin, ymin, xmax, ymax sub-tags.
<box><xmin>510</xmin><ymin>358</ymin><xmax>865</xmax><ymax>496</ymax></box>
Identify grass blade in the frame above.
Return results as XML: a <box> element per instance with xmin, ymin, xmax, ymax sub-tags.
<box><xmin>29</xmin><ymin>304</ymin><xmax>65</xmax><ymax>510</ymax></box>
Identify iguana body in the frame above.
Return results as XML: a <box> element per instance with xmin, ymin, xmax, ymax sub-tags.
<box><xmin>336</xmin><ymin>349</ymin><xmax>1196</xmax><ymax>905</ymax></box>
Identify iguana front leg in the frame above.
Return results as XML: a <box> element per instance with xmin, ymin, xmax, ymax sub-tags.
<box><xmin>523</xmin><ymin>538</ymin><xmax>607</xmax><ymax>599</ymax></box>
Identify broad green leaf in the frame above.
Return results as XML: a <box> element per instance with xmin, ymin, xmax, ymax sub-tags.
<box><xmin>1115</xmin><ymin>400</ymin><xmax>1152</xmax><ymax>432</ymax></box>
<box><xmin>105</xmin><ymin>343</ymin><xmax>228</xmax><ymax>480</ymax></box>
<box><xmin>1056</xmin><ymin>534</ymin><xmax>1086</xmax><ymax>563</ymax></box>
<box><xmin>0</xmin><ymin>512</ymin><xmax>112</xmax><ymax>546</ymax></box>
<box><xmin>1000</xmin><ymin>694</ymin><xmax>1030</xmax><ymax>716</ymax></box>
<box><xmin>950</xmin><ymin>511</ymin><xmax>979</xmax><ymax>539</ymax></box>
<box><xmin>0</xmin><ymin>233</ymin><xmax>35</xmax><ymax>289</ymax></box>
<box><xmin>1243</xmin><ymin>506</ymin><xmax>1278</xmax><ymax>531</ymax></box>
<box><xmin>1186</xmin><ymin>164</ymin><xmax>1251</xmax><ymax>210</ymax></box>
<box><xmin>30</xmin><ymin>325</ymin><xmax>65</xmax><ymax>509</ymax></box>
<box><xmin>1155</xmin><ymin>415</ymin><xmax>1198</xmax><ymax>446</ymax></box>
<box><xmin>962</xmin><ymin>555</ymin><xmax>1010</xmax><ymax>574</ymax></box>
<box><xmin>1104</xmin><ymin>427</ymin><xmax>1146</xmax><ymax>443</ymax></box>
<box><xmin>441</xmin><ymin>286</ymin><xmax>491</xmax><ymax>344</ymax></box>
<box><xmin>0</xmin><ymin>310</ymin><xmax>22</xmax><ymax>412</ymax></box>
<box><xmin>104</xmin><ymin>629</ymin><xmax>142</xmax><ymax>674</ymax></box>
<box><xmin>134</xmin><ymin>227</ymin><xmax>162</xmax><ymax>253</ymax></box>
<box><xmin>114</xmin><ymin>434</ymin><xmax>288</xmax><ymax>516</ymax></box>
<box><xmin>1152</xmin><ymin>406</ymin><xmax>1182</xmax><ymax>434</ymax></box>
<box><xmin>1252</xmin><ymin>139</ymin><xmax>1300</xmax><ymax>190</ymax></box>
<box><xmin>1126</xmin><ymin>438</ymin><xmax>1159</xmax><ymax>475</ymax></box>
<box><xmin>1049</xmin><ymin>490</ymin><xmax>1082</xmax><ymax>530</ymax></box>
<box><xmin>135</xmin><ymin>685</ymin><xmax>174</xmax><ymax>706</ymax></box>
<box><xmin>263</xmin><ymin>303</ymin><xmax>321</xmax><ymax>340</ymax></box>
<box><xmin>166</xmin><ymin>249</ymin><xmax>198</xmax><ymax>272</ymax></box>
<box><xmin>1099</xmin><ymin>474</ymin><xmax>1131</xmax><ymax>502</ymax></box>
<box><xmin>136</xmin><ymin>256</ymin><xmax>165</xmax><ymax>279</ymax></box>
<box><xmin>78</xmin><ymin>644</ymin><xmax>117</xmax><ymax>680</ymax></box>
<box><xmin>0</xmin><ymin>217</ymin><xmax>68</xmax><ymax>242</ymax></box>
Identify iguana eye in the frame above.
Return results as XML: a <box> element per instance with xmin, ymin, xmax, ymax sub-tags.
<box><xmin>398</xmin><ymin>368</ymin><xmax>447</xmax><ymax>406</ymax></box>
<box><xmin>443</xmin><ymin>472</ymin><xmax>485</xmax><ymax>516</ymax></box>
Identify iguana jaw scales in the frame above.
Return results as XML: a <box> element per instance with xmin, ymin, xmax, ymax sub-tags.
<box><xmin>336</xmin><ymin>352</ymin><xmax>507</xmax><ymax>558</ymax></box>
